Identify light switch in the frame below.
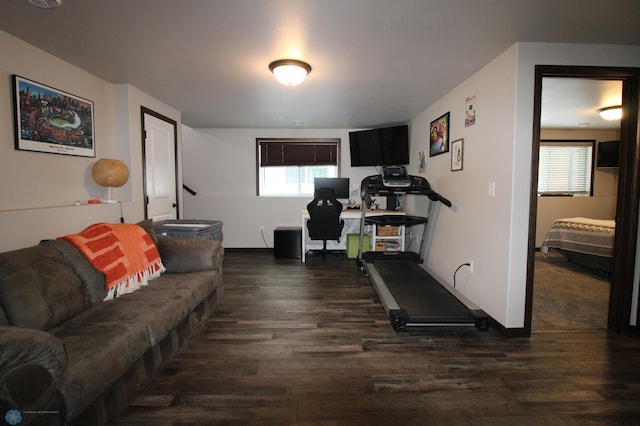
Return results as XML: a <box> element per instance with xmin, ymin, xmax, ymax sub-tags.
<box><xmin>488</xmin><ymin>181</ymin><xmax>496</xmax><ymax>197</ymax></box>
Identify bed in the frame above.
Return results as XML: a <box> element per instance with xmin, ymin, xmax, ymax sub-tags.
<box><xmin>540</xmin><ymin>216</ymin><xmax>615</xmax><ymax>272</ymax></box>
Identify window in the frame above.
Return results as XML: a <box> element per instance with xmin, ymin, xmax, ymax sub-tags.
<box><xmin>538</xmin><ymin>140</ymin><xmax>594</xmax><ymax>196</ymax></box>
<box><xmin>257</xmin><ymin>138</ymin><xmax>340</xmax><ymax>196</ymax></box>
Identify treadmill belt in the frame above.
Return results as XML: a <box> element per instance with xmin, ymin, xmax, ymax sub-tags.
<box><xmin>374</xmin><ymin>262</ymin><xmax>474</xmax><ymax>319</ymax></box>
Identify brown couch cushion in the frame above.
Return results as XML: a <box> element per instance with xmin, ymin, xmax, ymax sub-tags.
<box><xmin>40</xmin><ymin>239</ymin><xmax>107</xmax><ymax>305</ymax></box>
<box><xmin>0</xmin><ymin>245</ymin><xmax>90</xmax><ymax>330</ymax></box>
<box><xmin>50</xmin><ymin>269</ymin><xmax>220</xmax><ymax>420</ymax></box>
<box><xmin>156</xmin><ymin>236</ymin><xmax>222</xmax><ymax>273</ymax></box>
<box><xmin>0</xmin><ymin>326</ymin><xmax>67</xmax><ymax>383</ymax></box>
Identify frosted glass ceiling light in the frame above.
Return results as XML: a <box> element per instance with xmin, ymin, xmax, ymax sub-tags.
<box><xmin>269</xmin><ymin>59</ymin><xmax>312</xmax><ymax>86</ymax></box>
<box><xmin>596</xmin><ymin>105</ymin><xmax>622</xmax><ymax>121</ymax></box>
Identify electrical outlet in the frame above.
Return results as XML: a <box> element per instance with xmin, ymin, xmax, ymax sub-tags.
<box><xmin>468</xmin><ymin>260</ymin><xmax>474</xmax><ymax>274</ymax></box>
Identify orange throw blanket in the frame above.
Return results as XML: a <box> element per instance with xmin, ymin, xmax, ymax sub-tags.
<box><xmin>60</xmin><ymin>223</ymin><xmax>165</xmax><ymax>300</ymax></box>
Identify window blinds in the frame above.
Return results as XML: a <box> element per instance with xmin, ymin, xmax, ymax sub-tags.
<box><xmin>259</xmin><ymin>140</ymin><xmax>338</xmax><ymax>167</ymax></box>
<box><xmin>538</xmin><ymin>141</ymin><xmax>593</xmax><ymax>195</ymax></box>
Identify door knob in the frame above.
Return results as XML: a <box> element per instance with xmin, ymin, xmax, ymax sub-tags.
<box><xmin>172</xmin><ymin>203</ymin><xmax>177</xmax><ymax>208</ymax></box>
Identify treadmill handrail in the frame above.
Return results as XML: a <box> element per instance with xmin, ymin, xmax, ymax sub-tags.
<box><xmin>428</xmin><ymin>193</ymin><xmax>452</xmax><ymax>208</ymax></box>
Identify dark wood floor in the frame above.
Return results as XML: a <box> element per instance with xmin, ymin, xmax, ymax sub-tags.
<box><xmin>115</xmin><ymin>249</ymin><xmax>640</xmax><ymax>425</ymax></box>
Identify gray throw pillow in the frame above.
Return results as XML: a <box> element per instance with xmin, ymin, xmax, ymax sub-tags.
<box><xmin>156</xmin><ymin>236</ymin><xmax>221</xmax><ymax>274</ymax></box>
<box><xmin>136</xmin><ymin>219</ymin><xmax>159</xmax><ymax>246</ymax></box>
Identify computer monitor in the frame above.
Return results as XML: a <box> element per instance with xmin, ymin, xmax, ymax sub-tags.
<box><xmin>314</xmin><ymin>177</ymin><xmax>350</xmax><ymax>200</ymax></box>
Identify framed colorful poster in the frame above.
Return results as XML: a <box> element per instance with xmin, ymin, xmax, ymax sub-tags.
<box><xmin>429</xmin><ymin>112</ymin><xmax>449</xmax><ymax>157</ymax></box>
<box><xmin>12</xmin><ymin>75</ymin><xmax>95</xmax><ymax>157</ymax></box>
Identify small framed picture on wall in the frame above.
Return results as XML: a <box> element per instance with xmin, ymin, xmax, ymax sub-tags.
<box><xmin>451</xmin><ymin>138</ymin><xmax>463</xmax><ymax>171</ymax></box>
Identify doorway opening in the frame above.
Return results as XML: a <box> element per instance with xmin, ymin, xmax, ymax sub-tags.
<box><xmin>532</xmin><ymin>77</ymin><xmax>621</xmax><ymax>331</ymax></box>
<box><xmin>526</xmin><ymin>65</ymin><xmax>640</xmax><ymax>336</ymax></box>
<box><xmin>141</xmin><ymin>107</ymin><xmax>179</xmax><ymax>221</ymax></box>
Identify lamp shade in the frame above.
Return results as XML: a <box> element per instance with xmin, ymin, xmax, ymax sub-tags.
<box><xmin>269</xmin><ymin>59</ymin><xmax>312</xmax><ymax>86</ymax></box>
<box><xmin>92</xmin><ymin>159</ymin><xmax>129</xmax><ymax>188</ymax></box>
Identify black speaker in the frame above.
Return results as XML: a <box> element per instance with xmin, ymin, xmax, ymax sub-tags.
<box><xmin>274</xmin><ymin>227</ymin><xmax>302</xmax><ymax>259</ymax></box>
<box><xmin>386</xmin><ymin>194</ymin><xmax>398</xmax><ymax>210</ymax></box>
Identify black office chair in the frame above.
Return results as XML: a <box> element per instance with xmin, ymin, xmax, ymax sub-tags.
<box><xmin>306</xmin><ymin>188</ymin><xmax>345</xmax><ymax>260</ymax></box>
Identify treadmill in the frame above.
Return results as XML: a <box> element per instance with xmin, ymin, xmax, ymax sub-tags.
<box><xmin>357</xmin><ymin>166</ymin><xmax>489</xmax><ymax>331</ymax></box>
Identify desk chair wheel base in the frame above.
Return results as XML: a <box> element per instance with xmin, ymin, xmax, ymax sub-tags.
<box><xmin>306</xmin><ymin>244</ymin><xmax>346</xmax><ymax>263</ymax></box>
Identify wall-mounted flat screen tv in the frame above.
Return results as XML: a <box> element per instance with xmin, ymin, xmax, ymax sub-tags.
<box><xmin>349</xmin><ymin>124</ymin><xmax>409</xmax><ymax>166</ymax></box>
<box><xmin>597</xmin><ymin>140</ymin><xmax>619</xmax><ymax>168</ymax></box>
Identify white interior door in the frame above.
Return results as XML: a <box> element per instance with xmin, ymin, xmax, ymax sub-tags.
<box><xmin>143</xmin><ymin>109</ymin><xmax>177</xmax><ymax>221</ymax></box>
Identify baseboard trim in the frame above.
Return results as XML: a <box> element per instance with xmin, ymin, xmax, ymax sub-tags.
<box><xmin>490</xmin><ymin>318</ymin><xmax>530</xmax><ymax>338</ymax></box>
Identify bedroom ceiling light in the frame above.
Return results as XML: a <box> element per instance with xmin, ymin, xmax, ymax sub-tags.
<box><xmin>596</xmin><ymin>105</ymin><xmax>622</xmax><ymax>121</ymax></box>
<box><xmin>269</xmin><ymin>59</ymin><xmax>312</xmax><ymax>86</ymax></box>
<box><xmin>92</xmin><ymin>159</ymin><xmax>129</xmax><ymax>203</ymax></box>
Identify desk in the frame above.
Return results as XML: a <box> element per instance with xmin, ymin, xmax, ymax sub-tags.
<box><xmin>300</xmin><ymin>209</ymin><xmax>404</xmax><ymax>262</ymax></box>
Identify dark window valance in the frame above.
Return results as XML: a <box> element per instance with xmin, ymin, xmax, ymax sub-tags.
<box><xmin>258</xmin><ymin>139</ymin><xmax>339</xmax><ymax>167</ymax></box>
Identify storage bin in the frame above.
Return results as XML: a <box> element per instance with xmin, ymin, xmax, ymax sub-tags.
<box><xmin>153</xmin><ymin>219</ymin><xmax>223</xmax><ymax>241</ymax></box>
<box><xmin>376</xmin><ymin>225</ymin><xmax>400</xmax><ymax>236</ymax></box>
<box><xmin>383</xmin><ymin>239</ymin><xmax>403</xmax><ymax>251</ymax></box>
<box><xmin>347</xmin><ymin>233</ymin><xmax>371</xmax><ymax>258</ymax></box>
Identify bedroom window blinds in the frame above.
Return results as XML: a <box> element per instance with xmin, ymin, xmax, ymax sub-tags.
<box><xmin>538</xmin><ymin>140</ymin><xmax>594</xmax><ymax>196</ymax></box>
<box><xmin>257</xmin><ymin>138</ymin><xmax>340</xmax><ymax>196</ymax></box>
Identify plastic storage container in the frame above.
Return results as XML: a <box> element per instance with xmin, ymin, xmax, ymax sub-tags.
<box><xmin>153</xmin><ymin>219</ymin><xmax>223</xmax><ymax>241</ymax></box>
<box><xmin>347</xmin><ymin>233</ymin><xmax>371</xmax><ymax>258</ymax></box>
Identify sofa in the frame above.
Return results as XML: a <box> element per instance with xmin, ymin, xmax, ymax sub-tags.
<box><xmin>0</xmin><ymin>221</ymin><xmax>224</xmax><ymax>425</ymax></box>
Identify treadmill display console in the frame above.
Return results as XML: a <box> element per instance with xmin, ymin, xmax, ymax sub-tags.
<box><xmin>382</xmin><ymin>165</ymin><xmax>411</xmax><ymax>187</ymax></box>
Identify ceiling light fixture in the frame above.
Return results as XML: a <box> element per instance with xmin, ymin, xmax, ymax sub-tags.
<box><xmin>596</xmin><ymin>105</ymin><xmax>622</xmax><ymax>121</ymax></box>
<box><xmin>269</xmin><ymin>59</ymin><xmax>312</xmax><ymax>86</ymax></box>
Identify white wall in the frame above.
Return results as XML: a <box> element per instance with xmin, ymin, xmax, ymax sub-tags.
<box><xmin>407</xmin><ymin>45</ymin><xmax>519</xmax><ymax>328</ymax></box>
<box><xmin>181</xmin><ymin>127</ymin><xmax>377</xmax><ymax>248</ymax></box>
<box><xmin>0</xmin><ymin>30</ymin><xmax>181</xmax><ymax>252</ymax></box>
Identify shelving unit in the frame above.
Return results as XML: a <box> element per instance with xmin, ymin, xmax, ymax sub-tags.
<box><xmin>371</xmin><ymin>223</ymin><xmax>405</xmax><ymax>252</ymax></box>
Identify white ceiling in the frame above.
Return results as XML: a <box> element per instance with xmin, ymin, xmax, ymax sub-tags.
<box><xmin>542</xmin><ymin>78</ymin><xmax>622</xmax><ymax>130</ymax></box>
<box><xmin>1</xmin><ymin>0</ymin><xmax>638</xmax><ymax>129</ymax></box>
